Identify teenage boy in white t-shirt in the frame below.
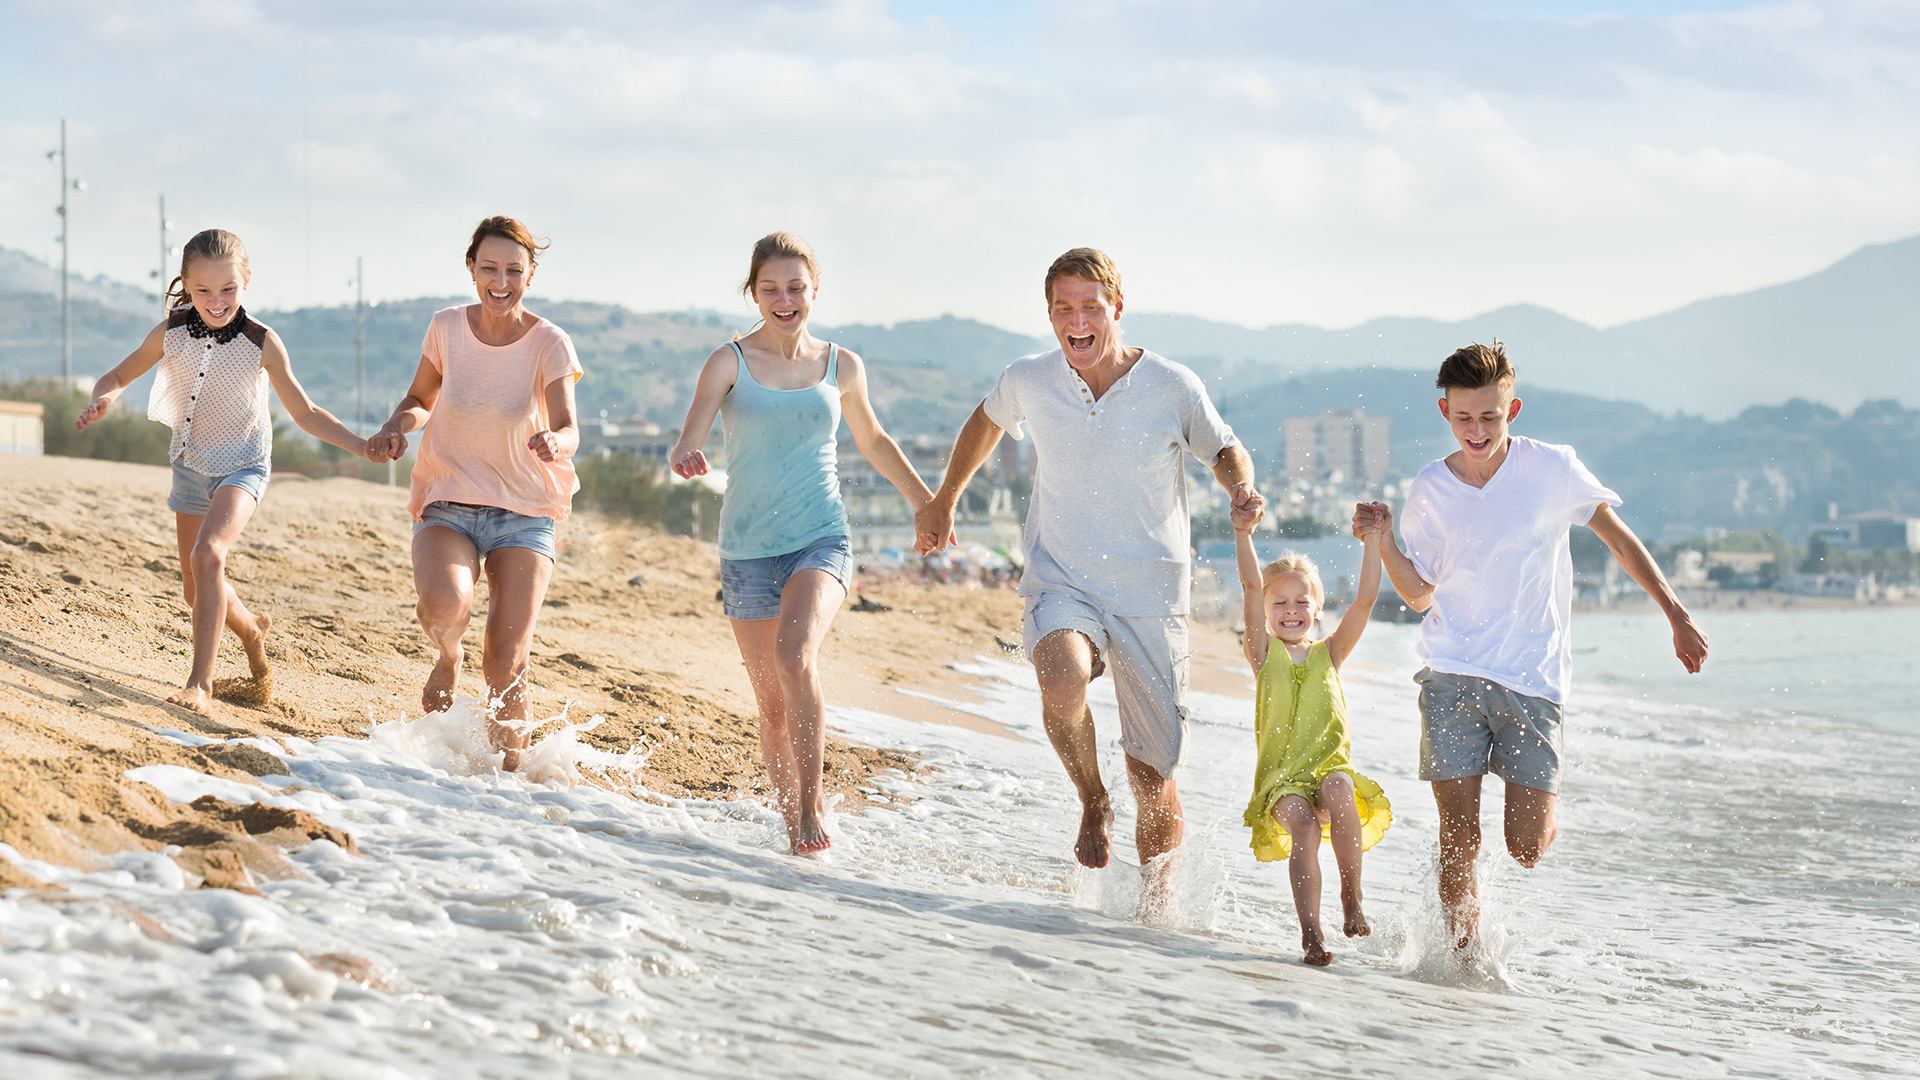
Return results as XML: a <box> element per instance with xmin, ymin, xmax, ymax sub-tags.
<box><xmin>1358</xmin><ymin>341</ymin><xmax>1708</xmax><ymax>950</ymax></box>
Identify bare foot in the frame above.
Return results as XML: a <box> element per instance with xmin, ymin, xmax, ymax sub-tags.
<box><xmin>1074</xmin><ymin>793</ymin><xmax>1113</xmax><ymax>869</ymax></box>
<box><xmin>423</xmin><ymin>648</ymin><xmax>462</xmax><ymax>713</ymax></box>
<box><xmin>793</xmin><ymin>808</ymin><xmax>832</xmax><ymax>855</ymax></box>
<box><xmin>1343</xmin><ymin>891</ymin><xmax>1371</xmax><ymax>937</ymax></box>
<box><xmin>240</xmin><ymin>610</ymin><xmax>272</xmax><ymax>679</ymax></box>
<box><xmin>167</xmin><ymin>685</ymin><xmax>214</xmax><ymax>716</ymax></box>
<box><xmin>499</xmin><ymin>747</ymin><xmax>524</xmax><ymax>773</ymax></box>
<box><xmin>1302</xmin><ymin>930</ymin><xmax>1333</xmax><ymax>967</ymax></box>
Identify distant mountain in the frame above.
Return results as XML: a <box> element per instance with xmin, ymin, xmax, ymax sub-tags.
<box><xmin>0</xmin><ymin>247</ymin><xmax>160</xmax><ymax>316</ymax></box>
<box><xmin>1126</xmin><ymin>234</ymin><xmax>1920</xmax><ymax>419</ymax></box>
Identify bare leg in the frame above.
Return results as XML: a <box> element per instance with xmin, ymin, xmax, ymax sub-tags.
<box><xmin>412</xmin><ymin>526</ymin><xmax>480</xmax><ymax>715</ymax></box>
<box><xmin>1031</xmin><ymin>630</ymin><xmax>1111</xmax><ymax>869</ymax></box>
<box><xmin>1125</xmin><ymin>753</ymin><xmax>1184</xmax><ymax>862</ymax></box>
<box><xmin>169</xmin><ymin>489</ymin><xmax>263</xmax><ymax>715</ymax></box>
<box><xmin>479</xmin><ymin>545</ymin><xmax>556</xmax><ymax>773</ymax></box>
<box><xmin>769</xmin><ymin>569</ymin><xmax>847</xmax><ymax>854</ymax></box>
<box><xmin>173</xmin><ymin>511</ymin><xmax>274</xmax><ymax>706</ymax></box>
<box><xmin>1273</xmin><ymin>794</ymin><xmax>1331</xmax><ymax>965</ymax></box>
<box><xmin>1503</xmin><ymin>782</ymin><xmax>1558</xmax><ymax>868</ymax></box>
<box><xmin>1318</xmin><ymin>770</ymin><xmax>1369</xmax><ymax>937</ymax></box>
<box><xmin>1432</xmin><ymin>776</ymin><xmax>1485</xmax><ymax>951</ymax></box>
<box><xmin>730</xmin><ymin>617</ymin><xmax>801</xmax><ymax>843</ymax></box>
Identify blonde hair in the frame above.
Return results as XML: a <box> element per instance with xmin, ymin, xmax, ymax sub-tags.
<box><xmin>1045</xmin><ymin>247</ymin><xmax>1122</xmax><ymax>305</ymax></box>
<box><xmin>1260</xmin><ymin>552</ymin><xmax>1324</xmax><ymax>605</ymax></box>
<box><xmin>163</xmin><ymin>229</ymin><xmax>249</xmax><ymax>312</ymax></box>
<box><xmin>742</xmin><ymin>231</ymin><xmax>820</xmax><ymax>299</ymax></box>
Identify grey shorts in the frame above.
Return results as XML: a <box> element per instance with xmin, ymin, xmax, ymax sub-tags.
<box><xmin>720</xmin><ymin>533</ymin><xmax>854</xmax><ymax>621</ymax></box>
<box><xmin>1023</xmin><ymin>591</ymin><xmax>1190</xmax><ymax>777</ymax></box>
<box><xmin>168</xmin><ymin>461</ymin><xmax>270</xmax><ymax>516</ymax></box>
<box><xmin>1416</xmin><ymin>667</ymin><xmax>1565</xmax><ymax>793</ymax></box>
<box><xmin>415</xmin><ymin>501</ymin><xmax>558</xmax><ymax>561</ymax></box>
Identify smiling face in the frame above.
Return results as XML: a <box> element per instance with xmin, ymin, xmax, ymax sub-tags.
<box><xmin>183</xmin><ymin>257</ymin><xmax>249</xmax><ymax>328</ymax></box>
<box><xmin>1439</xmin><ymin>383</ymin><xmax>1523</xmax><ymax>465</ymax></box>
<box><xmin>1048</xmin><ymin>274</ymin><xmax>1124</xmax><ymax>371</ymax></box>
<box><xmin>1265</xmin><ymin>572</ymin><xmax>1322</xmax><ymax>644</ymax></box>
<box><xmin>468</xmin><ymin>235</ymin><xmax>536</xmax><ymax>316</ymax></box>
<box><xmin>754</xmin><ymin>256</ymin><xmax>817</xmax><ymax>333</ymax></box>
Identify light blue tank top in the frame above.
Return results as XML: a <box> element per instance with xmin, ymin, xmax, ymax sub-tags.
<box><xmin>717</xmin><ymin>340</ymin><xmax>849</xmax><ymax>560</ymax></box>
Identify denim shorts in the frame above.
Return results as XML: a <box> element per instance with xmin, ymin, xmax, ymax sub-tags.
<box><xmin>414</xmin><ymin>501</ymin><xmax>558</xmax><ymax>561</ymax></box>
<box><xmin>168</xmin><ymin>461</ymin><xmax>271</xmax><ymax>516</ymax></box>
<box><xmin>720</xmin><ymin>533</ymin><xmax>854</xmax><ymax>620</ymax></box>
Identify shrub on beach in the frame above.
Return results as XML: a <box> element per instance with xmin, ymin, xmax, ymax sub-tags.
<box><xmin>576</xmin><ymin>450</ymin><xmax>721</xmax><ymax>541</ymax></box>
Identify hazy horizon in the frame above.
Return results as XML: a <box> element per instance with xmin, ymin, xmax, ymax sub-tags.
<box><xmin>4</xmin><ymin>1</ymin><xmax>1916</xmax><ymax>336</ymax></box>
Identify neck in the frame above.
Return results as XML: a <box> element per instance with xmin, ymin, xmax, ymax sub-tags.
<box><xmin>1074</xmin><ymin>344</ymin><xmax>1137</xmax><ymax>397</ymax></box>
<box><xmin>751</xmin><ymin>322</ymin><xmax>815</xmax><ymax>361</ymax></box>
<box><xmin>476</xmin><ymin>304</ymin><xmax>525</xmax><ymax>331</ymax></box>
<box><xmin>1452</xmin><ymin>436</ymin><xmax>1512</xmax><ymax>486</ymax></box>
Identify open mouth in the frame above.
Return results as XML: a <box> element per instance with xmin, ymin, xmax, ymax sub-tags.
<box><xmin>1067</xmin><ymin>333</ymin><xmax>1095</xmax><ymax>354</ymax></box>
<box><xmin>1465</xmin><ymin>437</ymin><xmax>1492</xmax><ymax>452</ymax></box>
<box><xmin>487</xmin><ymin>290</ymin><xmax>512</xmax><ymax>303</ymax></box>
<box><xmin>772</xmin><ymin>309</ymin><xmax>798</xmax><ymax>322</ymax></box>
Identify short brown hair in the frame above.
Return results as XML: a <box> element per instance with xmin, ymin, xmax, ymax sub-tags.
<box><xmin>466</xmin><ymin>216</ymin><xmax>549</xmax><ymax>266</ymax></box>
<box><xmin>1045</xmin><ymin>247</ymin><xmax>1122</xmax><ymax>305</ymax></box>
<box><xmin>741</xmin><ymin>231</ymin><xmax>821</xmax><ymax>299</ymax></box>
<box><xmin>1436</xmin><ymin>340</ymin><xmax>1515</xmax><ymax>393</ymax></box>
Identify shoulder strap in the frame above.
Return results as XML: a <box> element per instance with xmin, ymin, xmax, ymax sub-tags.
<box><xmin>826</xmin><ymin>343</ymin><xmax>839</xmax><ymax>385</ymax></box>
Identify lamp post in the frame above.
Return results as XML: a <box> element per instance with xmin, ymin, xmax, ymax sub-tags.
<box><xmin>47</xmin><ymin>120</ymin><xmax>85</xmax><ymax>383</ymax></box>
<box><xmin>152</xmin><ymin>195</ymin><xmax>176</xmax><ymax>314</ymax></box>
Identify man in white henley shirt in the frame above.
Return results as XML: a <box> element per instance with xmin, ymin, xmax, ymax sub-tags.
<box><xmin>917</xmin><ymin>248</ymin><xmax>1263</xmax><ymax>877</ymax></box>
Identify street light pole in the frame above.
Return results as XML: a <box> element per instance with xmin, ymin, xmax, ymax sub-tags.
<box><xmin>57</xmin><ymin>119</ymin><xmax>70</xmax><ymax>383</ymax></box>
<box><xmin>158</xmin><ymin>194</ymin><xmax>171</xmax><ymax>314</ymax></box>
<box><xmin>354</xmin><ymin>255</ymin><xmax>366</xmax><ymax>430</ymax></box>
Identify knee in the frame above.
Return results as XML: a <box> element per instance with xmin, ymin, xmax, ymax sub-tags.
<box><xmin>417</xmin><ymin>589</ymin><xmax>473</xmax><ymax>630</ymax></box>
<box><xmin>771</xmin><ymin>644</ymin><xmax>817</xmax><ymax>686</ymax></box>
<box><xmin>1035</xmin><ymin>658</ymin><xmax>1091</xmax><ymax>709</ymax></box>
<box><xmin>1507</xmin><ymin>834</ymin><xmax>1547</xmax><ymax>868</ymax></box>
<box><xmin>188</xmin><ymin>539</ymin><xmax>227</xmax><ymax>579</ymax></box>
<box><xmin>1319</xmin><ymin>771</ymin><xmax>1354</xmax><ymax>804</ymax></box>
<box><xmin>1275</xmin><ymin>797</ymin><xmax>1318</xmax><ymax>840</ymax></box>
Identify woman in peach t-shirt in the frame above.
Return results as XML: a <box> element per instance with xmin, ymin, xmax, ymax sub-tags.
<box><xmin>370</xmin><ymin>216</ymin><xmax>583</xmax><ymax>771</ymax></box>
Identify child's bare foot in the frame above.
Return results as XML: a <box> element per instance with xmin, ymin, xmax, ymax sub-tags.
<box><xmin>1342</xmin><ymin>888</ymin><xmax>1370</xmax><ymax>937</ymax></box>
<box><xmin>423</xmin><ymin>648</ymin><xmax>462</xmax><ymax>713</ymax></box>
<box><xmin>1302</xmin><ymin>929</ymin><xmax>1333</xmax><ymax>967</ymax></box>
<box><xmin>167</xmin><ymin>685</ymin><xmax>214</xmax><ymax>716</ymax></box>
<box><xmin>793</xmin><ymin>808</ymin><xmax>832</xmax><ymax>855</ymax></box>
<box><xmin>1074</xmin><ymin>793</ymin><xmax>1113</xmax><ymax>869</ymax></box>
<box><xmin>239</xmin><ymin>611</ymin><xmax>272</xmax><ymax>679</ymax></box>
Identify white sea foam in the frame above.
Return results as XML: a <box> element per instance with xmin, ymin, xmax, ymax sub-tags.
<box><xmin>2</xmin><ymin>615</ymin><xmax>1917</xmax><ymax>1077</ymax></box>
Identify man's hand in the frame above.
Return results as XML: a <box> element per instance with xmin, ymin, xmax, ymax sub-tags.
<box><xmin>367</xmin><ymin>430</ymin><xmax>408</xmax><ymax>464</ymax></box>
<box><xmin>1352</xmin><ymin>501</ymin><xmax>1391</xmax><ymax>539</ymax></box>
<box><xmin>915</xmin><ymin>497</ymin><xmax>957</xmax><ymax>556</ymax></box>
<box><xmin>1672</xmin><ymin>613</ymin><xmax>1709</xmax><ymax>674</ymax></box>
<box><xmin>671</xmin><ymin>448</ymin><xmax>709</xmax><ymax>479</ymax></box>
<box><xmin>1230</xmin><ymin>483</ymin><xmax>1264</xmax><ymax>535</ymax></box>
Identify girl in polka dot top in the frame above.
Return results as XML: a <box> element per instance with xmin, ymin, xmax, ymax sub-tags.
<box><xmin>78</xmin><ymin>228</ymin><xmax>376</xmax><ymax>717</ymax></box>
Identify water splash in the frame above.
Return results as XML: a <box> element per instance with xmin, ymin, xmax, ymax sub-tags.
<box><xmin>361</xmin><ymin>696</ymin><xmax>649</xmax><ymax>792</ymax></box>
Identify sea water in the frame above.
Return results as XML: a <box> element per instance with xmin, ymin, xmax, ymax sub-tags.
<box><xmin>1</xmin><ymin>608</ymin><xmax>1916</xmax><ymax>1078</ymax></box>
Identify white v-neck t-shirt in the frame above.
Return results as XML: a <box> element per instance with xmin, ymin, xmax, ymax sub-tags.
<box><xmin>983</xmin><ymin>348</ymin><xmax>1238</xmax><ymax>616</ymax></box>
<box><xmin>1399</xmin><ymin>436</ymin><xmax>1620</xmax><ymax>703</ymax></box>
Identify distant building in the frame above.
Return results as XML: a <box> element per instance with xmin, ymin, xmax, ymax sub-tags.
<box><xmin>839</xmin><ymin>438</ymin><xmax>1021</xmax><ymax>554</ymax></box>
<box><xmin>579</xmin><ymin>416</ymin><xmax>679</xmax><ymax>464</ymax></box>
<box><xmin>0</xmin><ymin>401</ymin><xmax>44</xmax><ymax>455</ymax></box>
<box><xmin>1810</xmin><ymin>514</ymin><xmax>1920</xmax><ymax>553</ymax></box>
<box><xmin>1282</xmin><ymin>409</ymin><xmax>1391</xmax><ymax>487</ymax></box>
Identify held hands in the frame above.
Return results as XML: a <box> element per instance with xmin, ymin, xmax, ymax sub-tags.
<box><xmin>1352</xmin><ymin>501</ymin><xmax>1392</xmax><ymax>542</ymax></box>
<box><xmin>1229</xmin><ymin>483</ymin><xmax>1265</xmax><ymax>535</ymax></box>
<box><xmin>671</xmin><ymin>448</ymin><xmax>709</xmax><ymax>479</ymax></box>
<box><xmin>366</xmin><ymin>430</ymin><xmax>408</xmax><ymax>464</ymax></box>
<box><xmin>914</xmin><ymin>498</ymin><xmax>957</xmax><ymax>556</ymax></box>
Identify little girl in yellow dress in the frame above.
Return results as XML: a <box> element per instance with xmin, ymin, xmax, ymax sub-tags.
<box><xmin>1235</xmin><ymin>512</ymin><xmax>1393</xmax><ymax>966</ymax></box>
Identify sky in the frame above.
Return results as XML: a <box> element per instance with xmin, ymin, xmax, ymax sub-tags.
<box><xmin>2</xmin><ymin>0</ymin><xmax>1915</xmax><ymax>334</ymax></box>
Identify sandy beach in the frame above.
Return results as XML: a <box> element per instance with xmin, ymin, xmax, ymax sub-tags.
<box><xmin>3</xmin><ymin>455</ymin><xmax>1232</xmax><ymax>890</ymax></box>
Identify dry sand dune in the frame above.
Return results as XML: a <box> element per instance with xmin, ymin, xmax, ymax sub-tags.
<box><xmin>0</xmin><ymin>456</ymin><xmax>1058</xmax><ymax>892</ymax></box>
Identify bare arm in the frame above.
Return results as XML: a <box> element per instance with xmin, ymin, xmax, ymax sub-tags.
<box><xmin>75</xmin><ymin>321</ymin><xmax>167</xmax><ymax>430</ymax></box>
<box><xmin>529</xmin><ymin>373</ymin><xmax>580</xmax><ymax>464</ymax></box>
<box><xmin>1360</xmin><ymin>501</ymin><xmax>1435</xmax><ymax>612</ymax></box>
<box><xmin>1326</xmin><ymin>526</ymin><xmax>1383</xmax><ymax>670</ymax></box>
<box><xmin>1210</xmin><ymin>443</ymin><xmax>1264</xmax><ymax>525</ymax></box>
<box><xmin>668</xmin><ymin>346</ymin><xmax>738</xmax><ymax>478</ymax></box>
<box><xmin>1587</xmin><ymin>503</ymin><xmax>1709</xmax><ymax>673</ymax></box>
<box><xmin>915</xmin><ymin>403</ymin><xmax>1004</xmax><ymax>555</ymax></box>
<box><xmin>261</xmin><ymin>332</ymin><xmax>372</xmax><ymax>459</ymax></box>
<box><xmin>839</xmin><ymin>350</ymin><xmax>934</xmax><ymax>509</ymax></box>
<box><xmin>368</xmin><ymin>354</ymin><xmax>442</xmax><ymax>462</ymax></box>
<box><xmin>1235</xmin><ymin>514</ymin><xmax>1269</xmax><ymax>674</ymax></box>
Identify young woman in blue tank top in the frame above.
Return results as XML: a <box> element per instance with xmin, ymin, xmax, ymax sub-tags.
<box><xmin>670</xmin><ymin>232</ymin><xmax>934</xmax><ymax>855</ymax></box>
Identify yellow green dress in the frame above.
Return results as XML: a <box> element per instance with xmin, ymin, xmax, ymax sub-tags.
<box><xmin>1244</xmin><ymin>639</ymin><xmax>1393</xmax><ymax>862</ymax></box>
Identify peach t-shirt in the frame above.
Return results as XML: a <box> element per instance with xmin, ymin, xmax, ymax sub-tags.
<box><xmin>407</xmin><ymin>306</ymin><xmax>585</xmax><ymax>522</ymax></box>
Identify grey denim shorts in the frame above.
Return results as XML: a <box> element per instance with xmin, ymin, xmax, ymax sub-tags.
<box><xmin>1416</xmin><ymin>667</ymin><xmax>1565</xmax><ymax>794</ymax></box>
